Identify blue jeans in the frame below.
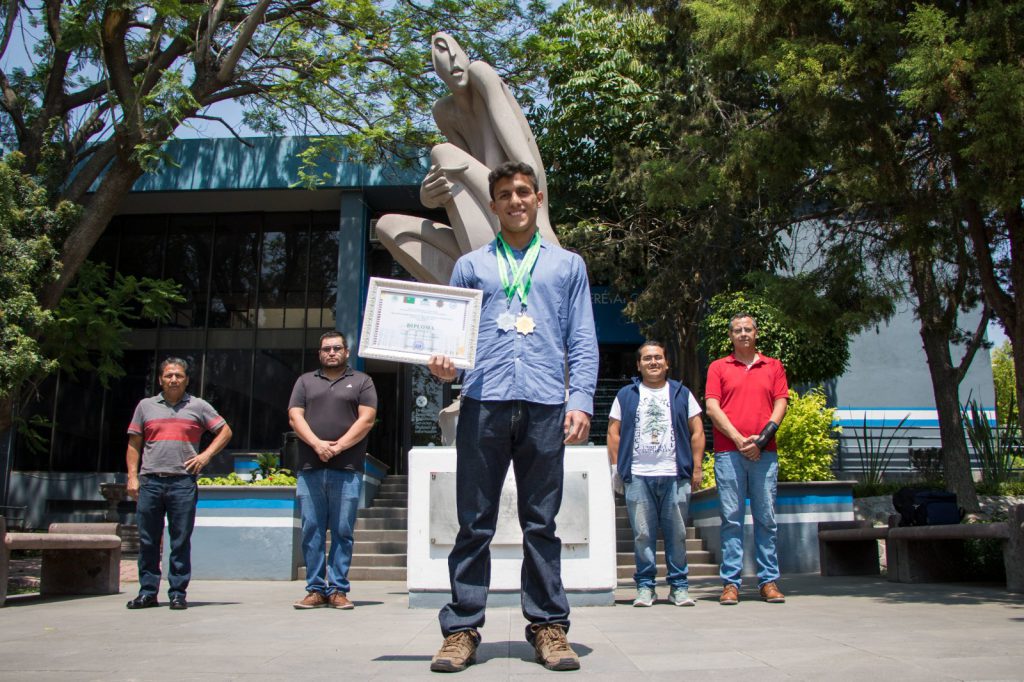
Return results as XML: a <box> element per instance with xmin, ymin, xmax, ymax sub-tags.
<box><xmin>297</xmin><ymin>468</ymin><xmax>362</xmax><ymax>595</ymax></box>
<box><xmin>439</xmin><ymin>399</ymin><xmax>571</xmax><ymax>643</ymax></box>
<box><xmin>136</xmin><ymin>474</ymin><xmax>198</xmax><ymax>599</ymax></box>
<box><xmin>625</xmin><ymin>476</ymin><xmax>691</xmax><ymax>589</ymax></box>
<box><xmin>714</xmin><ymin>451</ymin><xmax>780</xmax><ymax>586</ymax></box>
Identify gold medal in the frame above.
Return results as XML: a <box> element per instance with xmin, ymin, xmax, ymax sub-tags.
<box><xmin>515</xmin><ymin>313</ymin><xmax>536</xmax><ymax>335</ymax></box>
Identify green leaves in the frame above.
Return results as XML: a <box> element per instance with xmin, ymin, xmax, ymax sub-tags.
<box><xmin>0</xmin><ymin>154</ymin><xmax>70</xmax><ymax>403</ymax></box>
<box><xmin>776</xmin><ymin>388</ymin><xmax>839</xmax><ymax>483</ymax></box>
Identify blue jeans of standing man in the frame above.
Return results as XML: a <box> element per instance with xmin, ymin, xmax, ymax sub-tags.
<box><xmin>714</xmin><ymin>450</ymin><xmax>780</xmax><ymax>586</ymax></box>
<box><xmin>625</xmin><ymin>476</ymin><xmax>692</xmax><ymax>589</ymax></box>
<box><xmin>136</xmin><ymin>474</ymin><xmax>198</xmax><ymax>599</ymax></box>
<box><xmin>297</xmin><ymin>468</ymin><xmax>362</xmax><ymax>595</ymax></box>
<box><xmin>439</xmin><ymin>399</ymin><xmax>571</xmax><ymax>643</ymax></box>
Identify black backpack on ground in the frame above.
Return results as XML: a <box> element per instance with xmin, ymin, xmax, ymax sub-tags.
<box><xmin>892</xmin><ymin>487</ymin><xmax>962</xmax><ymax>526</ymax></box>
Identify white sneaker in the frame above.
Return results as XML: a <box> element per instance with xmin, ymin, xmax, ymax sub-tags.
<box><xmin>633</xmin><ymin>586</ymin><xmax>656</xmax><ymax>607</ymax></box>
<box><xmin>668</xmin><ymin>586</ymin><xmax>696</xmax><ymax>606</ymax></box>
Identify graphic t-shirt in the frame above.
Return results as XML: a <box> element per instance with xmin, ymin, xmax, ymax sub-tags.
<box><xmin>610</xmin><ymin>384</ymin><xmax>701</xmax><ymax>477</ymax></box>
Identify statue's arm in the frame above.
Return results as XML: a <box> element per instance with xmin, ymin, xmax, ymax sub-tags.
<box><xmin>468</xmin><ymin>62</ymin><xmax>542</xmax><ymax>169</ymax></box>
<box><xmin>432</xmin><ymin>98</ymin><xmax>471</xmax><ymax>152</ymax></box>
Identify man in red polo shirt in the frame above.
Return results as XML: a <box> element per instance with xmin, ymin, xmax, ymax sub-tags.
<box><xmin>705</xmin><ymin>314</ymin><xmax>788</xmax><ymax>606</ymax></box>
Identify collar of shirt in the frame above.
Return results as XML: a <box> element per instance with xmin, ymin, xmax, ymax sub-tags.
<box><xmin>315</xmin><ymin>366</ymin><xmax>354</xmax><ymax>383</ymax></box>
<box><xmin>157</xmin><ymin>392</ymin><xmax>192</xmax><ymax>407</ymax></box>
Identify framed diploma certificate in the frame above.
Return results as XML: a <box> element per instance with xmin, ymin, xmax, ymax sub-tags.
<box><xmin>357</xmin><ymin>277</ymin><xmax>482</xmax><ymax>368</ymax></box>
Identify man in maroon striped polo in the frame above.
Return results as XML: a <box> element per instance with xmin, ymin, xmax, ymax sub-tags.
<box><xmin>125</xmin><ymin>357</ymin><xmax>233</xmax><ymax>611</ymax></box>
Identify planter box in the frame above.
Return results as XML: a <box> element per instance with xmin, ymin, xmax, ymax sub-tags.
<box><xmin>168</xmin><ymin>486</ymin><xmax>301</xmax><ymax>580</ymax></box>
<box><xmin>690</xmin><ymin>481</ymin><xmax>855</xmax><ymax>575</ymax></box>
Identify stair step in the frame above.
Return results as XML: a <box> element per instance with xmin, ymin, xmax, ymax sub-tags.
<box><xmin>296</xmin><ymin>566</ymin><xmax>409</xmax><ymax>581</ymax></box>
<box><xmin>370</xmin><ymin>499</ymin><xmax>408</xmax><ymax>508</ymax></box>
<box><xmin>358</xmin><ymin>508</ymin><xmax>408</xmax><ymax>519</ymax></box>
<box><xmin>355</xmin><ymin>518</ymin><xmax>407</xmax><ymax>530</ymax></box>
<box><xmin>615</xmin><ymin>527</ymin><xmax>697</xmax><ymax>540</ymax></box>
<box><xmin>616</xmin><ymin>550</ymin><xmax>714</xmax><ymax>564</ymax></box>
<box><xmin>348</xmin><ymin>567</ymin><xmax>407</xmax><ymax>581</ymax></box>
<box><xmin>617</xmin><ymin>563</ymin><xmax>718</xmax><ymax>579</ymax></box>
<box><xmin>354</xmin><ymin>541</ymin><xmax>407</xmax><ymax>553</ymax></box>
<box><xmin>351</xmin><ymin>529</ymin><xmax>406</xmax><ymax>542</ymax></box>
<box><xmin>350</xmin><ymin>554</ymin><xmax>407</xmax><ymax>567</ymax></box>
<box><xmin>376</xmin><ymin>486</ymin><xmax>408</xmax><ymax>494</ymax></box>
<box><xmin>615</xmin><ymin>539</ymin><xmax>705</xmax><ymax>552</ymax></box>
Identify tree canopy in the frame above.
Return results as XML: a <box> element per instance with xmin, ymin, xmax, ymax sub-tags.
<box><xmin>0</xmin><ymin>0</ymin><xmax>546</xmax><ymax>439</ymax></box>
<box><xmin>1</xmin><ymin>0</ymin><xmax>545</xmax><ymax>306</ymax></box>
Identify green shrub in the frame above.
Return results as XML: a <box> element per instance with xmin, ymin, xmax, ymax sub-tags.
<box><xmin>198</xmin><ymin>469</ymin><xmax>297</xmax><ymax>486</ymax></box>
<box><xmin>776</xmin><ymin>388</ymin><xmax>839</xmax><ymax>482</ymax></box>
<box><xmin>701</xmin><ymin>453</ymin><xmax>717</xmax><ymax>489</ymax></box>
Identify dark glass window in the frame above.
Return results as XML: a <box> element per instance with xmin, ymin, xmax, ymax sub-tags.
<box><xmin>21</xmin><ymin>208</ymin><xmax>350</xmax><ymax>471</ymax></box>
<box><xmin>164</xmin><ymin>216</ymin><xmax>214</xmax><ymax>328</ymax></box>
<box><xmin>250</xmin><ymin>348</ymin><xmax>304</xmax><ymax>451</ymax></box>
<box><xmin>49</xmin><ymin>371</ymin><xmax>106</xmax><ymax>472</ymax></box>
<box><xmin>115</xmin><ymin>220</ymin><xmax>167</xmax><ymax>328</ymax></box>
<box><xmin>259</xmin><ymin>214</ymin><xmax>310</xmax><ymax>330</ymax></box>
<box><xmin>101</xmin><ymin>350</ymin><xmax>157</xmax><ymax>470</ymax></box>
<box><xmin>307</xmin><ymin>214</ymin><xmax>340</xmax><ymax>329</ymax></box>
<box><xmin>208</xmin><ymin>214</ymin><xmax>261</xmax><ymax>329</ymax></box>
<box><xmin>203</xmin><ymin>349</ymin><xmax>252</xmax><ymax>450</ymax></box>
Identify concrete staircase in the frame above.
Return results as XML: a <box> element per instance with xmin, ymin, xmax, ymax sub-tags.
<box><xmin>614</xmin><ymin>495</ymin><xmax>718</xmax><ymax>583</ymax></box>
<box><xmin>349</xmin><ymin>474</ymin><xmax>408</xmax><ymax>581</ymax></box>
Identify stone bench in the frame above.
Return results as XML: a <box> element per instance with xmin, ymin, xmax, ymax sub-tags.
<box><xmin>818</xmin><ymin>505</ymin><xmax>1024</xmax><ymax>593</ymax></box>
<box><xmin>888</xmin><ymin>506</ymin><xmax>1023</xmax><ymax>592</ymax></box>
<box><xmin>2</xmin><ymin>516</ymin><xmax>122</xmax><ymax>607</ymax></box>
<box><xmin>817</xmin><ymin>519</ymin><xmax>894</xmax><ymax>577</ymax></box>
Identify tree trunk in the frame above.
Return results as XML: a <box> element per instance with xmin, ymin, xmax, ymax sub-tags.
<box><xmin>962</xmin><ymin>200</ymin><xmax>1023</xmax><ymax>419</ymax></box>
<box><xmin>41</xmin><ymin>156</ymin><xmax>144</xmax><ymax>309</ymax></box>
<box><xmin>907</xmin><ymin>249</ymin><xmax>981</xmax><ymax>513</ymax></box>
<box><xmin>918</xmin><ymin>326</ymin><xmax>981</xmax><ymax>513</ymax></box>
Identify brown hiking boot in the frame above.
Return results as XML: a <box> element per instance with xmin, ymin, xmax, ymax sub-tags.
<box><xmin>531</xmin><ymin>624</ymin><xmax>580</xmax><ymax>671</ymax></box>
<box><xmin>430</xmin><ymin>630</ymin><xmax>479</xmax><ymax>673</ymax></box>
<box><xmin>759</xmin><ymin>581</ymin><xmax>786</xmax><ymax>603</ymax></box>
<box><xmin>719</xmin><ymin>584</ymin><xmax>739</xmax><ymax>605</ymax></box>
<box><xmin>293</xmin><ymin>591</ymin><xmax>329</xmax><ymax>609</ymax></box>
<box><xmin>329</xmin><ymin>592</ymin><xmax>354</xmax><ymax>609</ymax></box>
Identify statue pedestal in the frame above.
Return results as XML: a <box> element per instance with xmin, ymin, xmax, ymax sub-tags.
<box><xmin>406</xmin><ymin>445</ymin><xmax>616</xmax><ymax>608</ymax></box>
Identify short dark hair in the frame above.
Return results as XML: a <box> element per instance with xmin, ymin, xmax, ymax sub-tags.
<box><xmin>636</xmin><ymin>341</ymin><xmax>668</xmax><ymax>362</ymax></box>
<box><xmin>487</xmin><ymin>161</ymin><xmax>539</xmax><ymax>199</ymax></box>
<box><xmin>729</xmin><ymin>313</ymin><xmax>757</xmax><ymax>331</ymax></box>
<box><xmin>159</xmin><ymin>357</ymin><xmax>189</xmax><ymax>375</ymax></box>
<box><xmin>319</xmin><ymin>330</ymin><xmax>347</xmax><ymax>348</ymax></box>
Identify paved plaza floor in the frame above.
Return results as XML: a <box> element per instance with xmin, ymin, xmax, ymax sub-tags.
<box><xmin>1</xmin><ymin>573</ymin><xmax>1022</xmax><ymax>681</ymax></box>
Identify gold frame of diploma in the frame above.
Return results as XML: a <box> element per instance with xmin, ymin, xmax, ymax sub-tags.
<box><xmin>357</xmin><ymin>277</ymin><xmax>482</xmax><ymax>369</ymax></box>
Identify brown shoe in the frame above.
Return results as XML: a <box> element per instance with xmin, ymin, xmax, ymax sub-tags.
<box><xmin>531</xmin><ymin>624</ymin><xmax>580</xmax><ymax>671</ymax></box>
<box><xmin>293</xmin><ymin>591</ymin><xmax>329</xmax><ymax>609</ymax></box>
<box><xmin>430</xmin><ymin>630</ymin><xmax>479</xmax><ymax>673</ymax></box>
<box><xmin>329</xmin><ymin>592</ymin><xmax>354</xmax><ymax>610</ymax></box>
<box><xmin>719</xmin><ymin>584</ymin><xmax>739</xmax><ymax>605</ymax></box>
<box><xmin>759</xmin><ymin>581</ymin><xmax>786</xmax><ymax>603</ymax></box>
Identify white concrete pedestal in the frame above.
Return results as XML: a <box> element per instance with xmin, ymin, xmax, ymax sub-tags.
<box><xmin>406</xmin><ymin>445</ymin><xmax>616</xmax><ymax>608</ymax></box>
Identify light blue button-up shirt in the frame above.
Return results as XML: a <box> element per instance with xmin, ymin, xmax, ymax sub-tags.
<box><xmin>451</xmin><ymin>237</ymin><xmax>599</xmax><ymax>415</ymax></box>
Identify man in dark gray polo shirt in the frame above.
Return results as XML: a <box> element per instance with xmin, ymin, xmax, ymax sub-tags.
<box><xmin>125</xmin><ymin>357</ymin><xmax>233</xmax><ymax>611</ymax></box>
<box><xmin>288</xmin><ymin>331</ymin><xmax>377</xmax><ymax>609</ymax></box>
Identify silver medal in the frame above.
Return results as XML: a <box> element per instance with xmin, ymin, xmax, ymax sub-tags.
<box><xmin>497</xmin><ymin>310</ymin><xmax>517</xmax><ymax>332</ymax></box>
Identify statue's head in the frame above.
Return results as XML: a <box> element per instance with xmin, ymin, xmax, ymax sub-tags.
<box><xmin>432</xmin><ymin>32</ymin><xmax>470</xmax><ymax>92</ymax></box>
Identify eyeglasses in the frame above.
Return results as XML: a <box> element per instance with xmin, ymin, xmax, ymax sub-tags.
<box><xmin>320</xmin><ymin>345</ymin><xmax>346</xmax><ymax>353</ymax></box>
